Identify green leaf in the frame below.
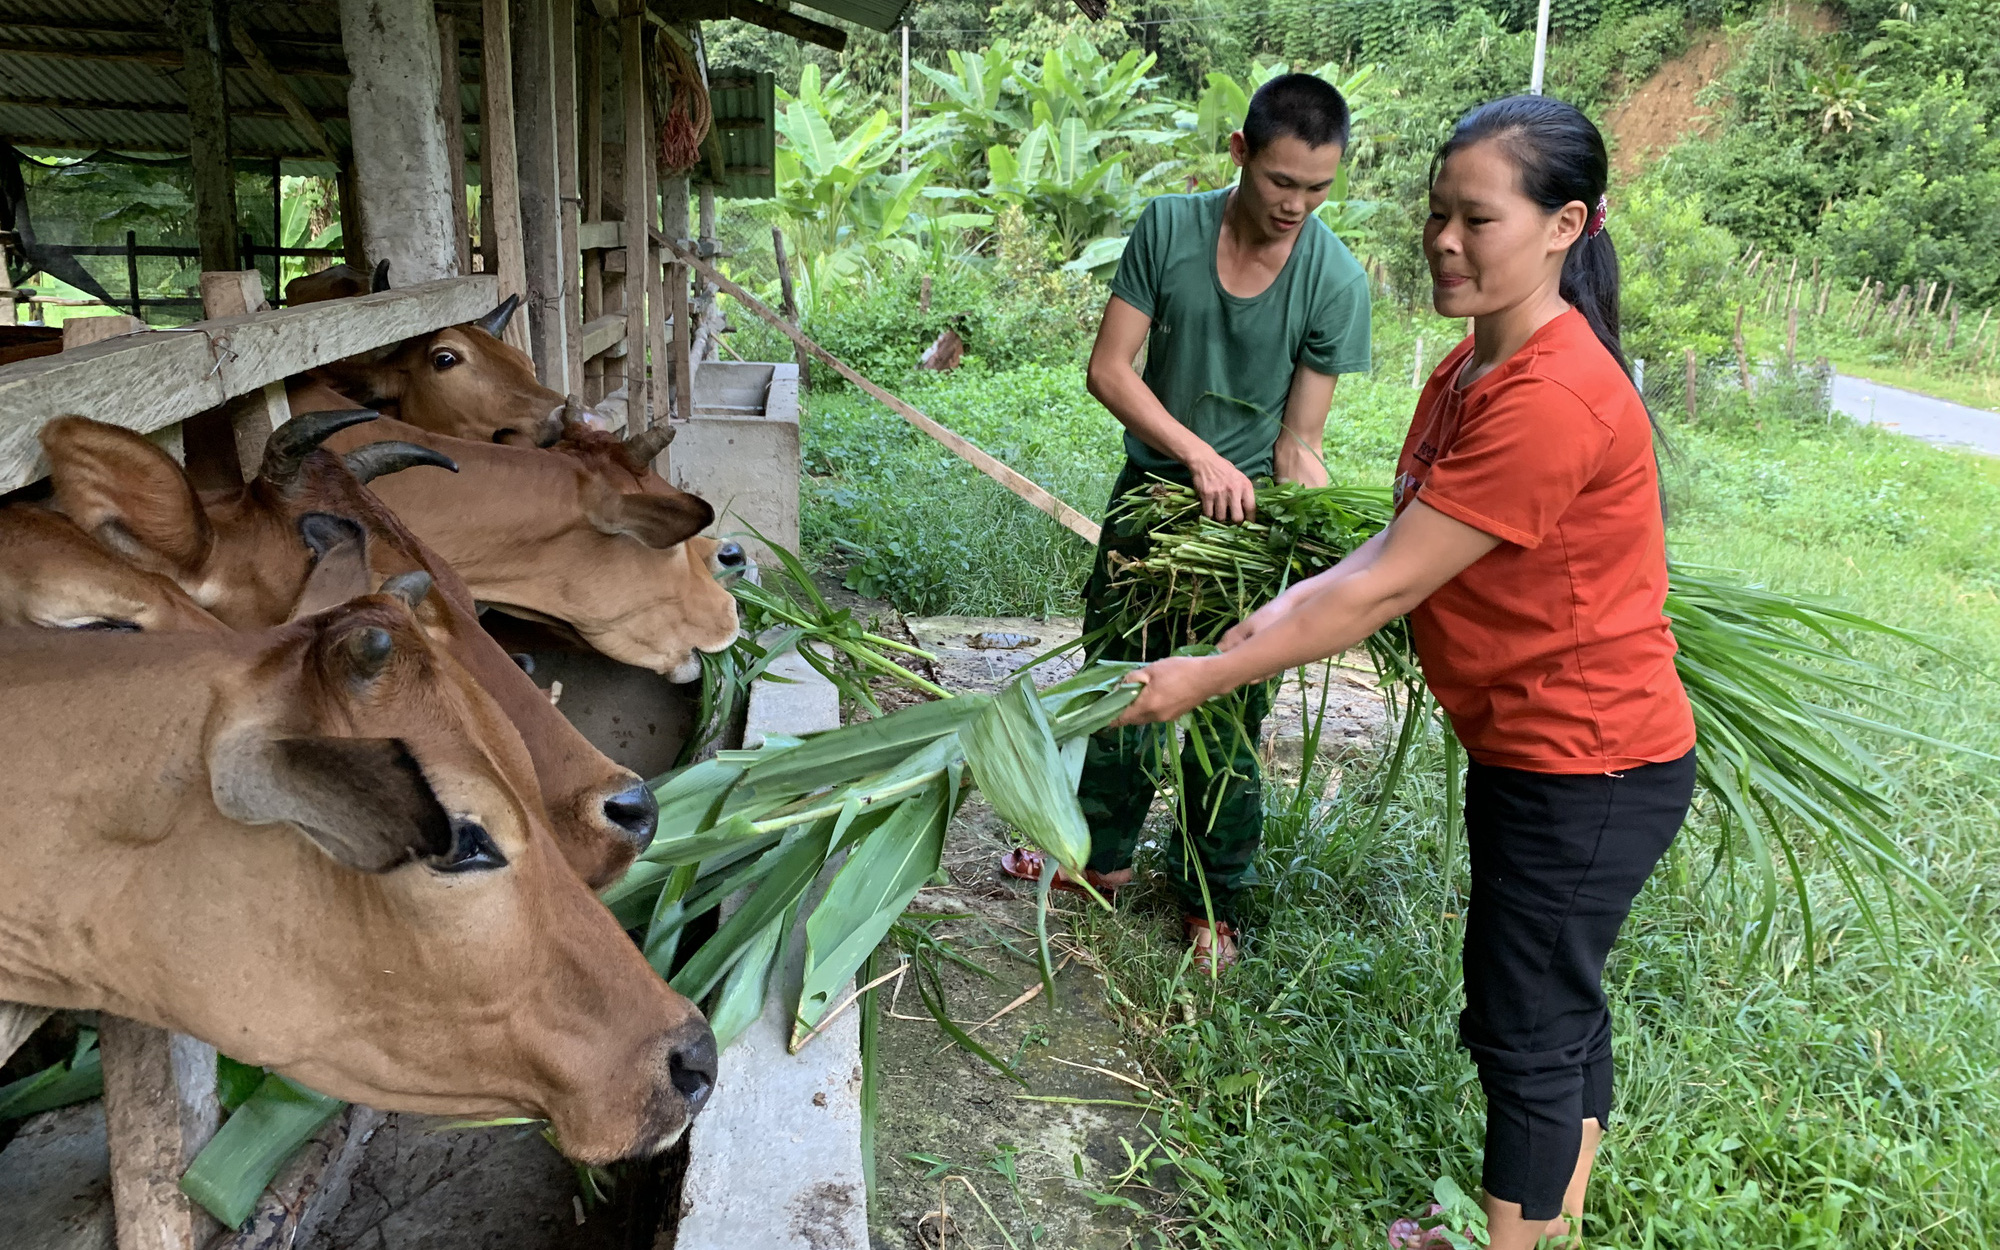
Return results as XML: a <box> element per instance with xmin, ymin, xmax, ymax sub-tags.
<box><xmin>737</xmin><ymin>695</ymin><xmax>988</xmax><ymax>799</ymax></box>
<box><xmin>0</xmin><ymin>1030</ymin><xmax>103</xmax><ymax>1121</ymax></box>
<box><xmin>792</xmin><ymin>777</ymin><xmax>951</xmax><ymax>1044</ymax></box>
<box><xmin>963</xmin><ymin>675</ymin><xmax>1093</xmax><ymax>878</ymax></box>
<box><xmin>671</xmin><ymin>819</ymin><xmax>835</xmax><ymax>1002</ymax></box>
<box><xmin>708</xmin><ymin>903</ymin><xmax>793</xmax><ymax>1050</ymax></box>
<box><xmin>180</xmin><ymin>1074</ymin><xmax>343</xmax><ymax>1229</ymax></box>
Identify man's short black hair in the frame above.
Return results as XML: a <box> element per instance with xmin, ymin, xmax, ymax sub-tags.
<box><xmin>1242</xmin><ymin>73</ymin><xmax>1351</xmax><ymax>155</ymax></box>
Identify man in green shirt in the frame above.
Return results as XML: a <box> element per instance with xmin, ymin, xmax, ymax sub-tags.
<box><xmin>1001</xmin><ymin>74</ymin><xmax>1372</xmax><ymax>971</ymax></box>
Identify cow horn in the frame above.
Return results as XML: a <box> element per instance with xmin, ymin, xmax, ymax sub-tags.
<box><xmin>344</xmin><ymin>441</ymin><xmax>458</xmax><ymax>484</ymax></box>
<box><xmin>475</xmin><ymin>294</ymin><xmax>521</xmax><ymax>339</ymax></box>
<box><xmin>380</xmin><ymin>570</ymin><xmax>433</xmax><ymax>609</ymax></box>
<box><xmin>624</xmin><ymin>422</ymin><xmax>675</xmax><ymax>465</ymax></box>
<box><xmin>370</xmin><ymin>258</ymin><xmax>391</xmax><ymax>292</ymax></box>
<box><xmin>262</xmin><ymin>409</ymin><xmax>379</xmax><ymax>485</ymax></box>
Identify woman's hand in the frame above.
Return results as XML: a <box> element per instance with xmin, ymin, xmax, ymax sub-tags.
<box><xmin>1110</xmin><ymin>656</ymin><xmax>1228</xmax><ymax>726</ymax></box>
<box><xmin>1220</xmin><ymin>596</ymin><xmax>1292</xmax><ymax>652</ymax></box>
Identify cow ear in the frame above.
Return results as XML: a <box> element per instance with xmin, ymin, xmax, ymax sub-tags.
<box><xmin>287</xmin><ymin>514</ymin><xmax>372</xmax><ymax>621</ymax></box>
<box><xmin>210</xmin><ymin>736</ymin><xmax>453</xmax><ymax>873</ymax></box>
<box><xmin>41</xmin><ymin>416</ymin><xmax>214</xmax><ymax>579</ymax></box>
<box><xmin>580</xmin><ymin>475</ymin><xmax>714</xmax><ymax>549</ymax></box>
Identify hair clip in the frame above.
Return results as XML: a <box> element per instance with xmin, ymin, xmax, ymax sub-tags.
<box><xmin>1585</xmin><ymin>194</ymin><xmax>1609</xmax><ymax>238</ymax></box>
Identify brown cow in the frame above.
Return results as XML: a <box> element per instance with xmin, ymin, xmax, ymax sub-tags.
<box><xmin>302</xmin><ymin>294</ymin><xmax>593</xmax><ymax>447</ymax></box>
<box><xmin>281</xmin><ymin>258</ymin><xmax>391</xmax><ymax>307</ymax></box>
<box><xmin>40</xmin><ymin>412</ymin><xmax>660</xmax><ymax>888</ymax></box>
<box><xmin>0</xmin><ymin>505</ymin><xmax>225</xmax><ymax>633</ymax></box>
<box><xmin>319</xmin><ymin>415</ymin><xmax>744</xmax><ymax>681</ymax></box>
<box><xmin>0</xmin><ymin>595</ymin><xmax>716</xmax><ymax>1161</ymax></box>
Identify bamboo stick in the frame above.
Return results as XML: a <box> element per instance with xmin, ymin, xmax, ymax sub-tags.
<box><xmin>1685</xmin><ymin>347</ymin><xmax>1698</xmax><ymax>425</ymax></box>
<box><xmin>1735</xmin><ymin>304</ymin><xmax>1752</xmax><ymax>396</ymax></box>
<box><xmin>660</xmin><ymin>232</ymin><xmax>1102</xmax><ymax>543</ymax></box>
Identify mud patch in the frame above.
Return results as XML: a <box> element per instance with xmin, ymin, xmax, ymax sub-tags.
<box><xmin>1606</xmin><ymin>29</ymin><xmax>1733</xmax><ymax>178</ymax></box>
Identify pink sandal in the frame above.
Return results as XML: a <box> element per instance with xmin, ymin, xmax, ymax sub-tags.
<box><xmin>1386</xmin><ymin>1205</ymin><xmax>1459</xmax><ymax>1249</ymax></box>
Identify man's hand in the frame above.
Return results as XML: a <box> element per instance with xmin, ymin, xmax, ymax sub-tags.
<box><xmin>1110</xmin><ymin>655</ymin><xmax>1227</xmax><ymax>726</ymax></box>
<box><xmin>1272</xmin><ymin>435</ymin><xmax>1329</xmax><ymax>489</ymax></box>
<box><xmin>1190</xmin><ymin>453</ymin><xmax>1258</xmax><ymax>524</ymax></box>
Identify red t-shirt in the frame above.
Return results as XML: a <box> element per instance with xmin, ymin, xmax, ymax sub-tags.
<box><xmin>1392</xmin><ymin>309</ymin><xmax>1695</xmax><ymax>773</ymax></box>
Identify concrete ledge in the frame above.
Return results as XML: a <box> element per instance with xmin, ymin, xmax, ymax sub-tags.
<box><xmin>676</xmin><ymin>648</ymin><xmax>867</xmax><ymax>1250</ymax></box>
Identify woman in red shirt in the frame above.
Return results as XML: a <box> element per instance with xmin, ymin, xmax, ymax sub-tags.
<box><xmin>1115</xmin><ymin>95</ymin><xmax>1695</xmax><ymax>1249</ymax></box>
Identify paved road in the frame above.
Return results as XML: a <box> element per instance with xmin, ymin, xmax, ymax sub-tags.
<box><xmin>1832</xmin><ymin>374</ymin><xmax>2000</xmax><ymax>454</ymax></box>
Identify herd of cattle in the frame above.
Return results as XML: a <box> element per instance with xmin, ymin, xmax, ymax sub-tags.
<box><xmin>0</xmin><ymin>285</ymin><xmax>746</xmax><ymax>1164</ymax></box>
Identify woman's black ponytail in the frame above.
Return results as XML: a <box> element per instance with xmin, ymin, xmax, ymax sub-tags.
<box><xmin>1433</xmin><ymin>95</ymin><xmax>1628</xmax><ymax>377</ymax></box>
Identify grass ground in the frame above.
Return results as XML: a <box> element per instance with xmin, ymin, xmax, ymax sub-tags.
<box><xmin>801</xmin><ymin>306</ymin><xmax>2000</xmax><ymax>1248</ymax></box>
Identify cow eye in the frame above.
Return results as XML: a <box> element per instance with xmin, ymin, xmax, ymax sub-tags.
<box><xmin>431</xmin><ymin>349</ymin><xmax>461</xmax><ymax>371</ymax></box>
<box><xmin>70</xmin><ymin>618</ymin><xmax>143</xmax><ymax>632</ymax></box>
<box><xmin>435</xmin><ymin>817</ymin><xmax>507</xmax><ymax>873</ymax></box>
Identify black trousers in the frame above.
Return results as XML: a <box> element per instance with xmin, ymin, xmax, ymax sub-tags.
<box><xmin>1459</xmin><ymin>748</ymin><xmax>1696</xmax><ymax>1220</ymax></box>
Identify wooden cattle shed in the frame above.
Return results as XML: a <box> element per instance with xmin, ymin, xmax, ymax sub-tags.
<box><xmin>0</xmin><ymin>0</ymin><xmax>903</xmax><ymax>1246</ymax></box>
<box><xmin>0</xmin><ymin>0</ymin><xmax>904</xmax><ymax>434</ymax></box>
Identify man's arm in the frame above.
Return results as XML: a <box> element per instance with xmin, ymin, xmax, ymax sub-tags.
<box><xmin>1273</xmin><ymin>363</ymin><xmax>1334</xmax><ymax>488</ymax></box>
<box><xmin>1087</xmin><ymin>295</ymin><xmax>1258</xmax><ymax>523</ymax></box>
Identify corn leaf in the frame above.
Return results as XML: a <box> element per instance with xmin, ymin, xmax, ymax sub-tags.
<box><xmin>708</xmin><ymin>902</ymin><xmax>794</xmax><ymax>1050</ymax></box>
<box><xmin>792</xmin><ymin>777</ymin><xmax>952</xmax><ymax>1046</ymax></box>
<box><xmin>963</xmin><ymin>675</ymin><xmax>1093</xmax><ymax>878</ymax></box>
<box><xmin>0</xmin><ymin>1029</ymin><xmax>102</xmax><ymax>1121</ymax></box>
<box><xmin>180</xmin><ymin>1074</ymin><xmax>342</xmax><ymax>1229</ymax></box>
<box><xmin>671</xmin><ymin>819</ymin><xmax>835</xmax><ymax>1002</ymax></box>
<box><xmin>736</xmin><ymin>695</ymin><xmax>988</xmax><ymax>799</ymax></box>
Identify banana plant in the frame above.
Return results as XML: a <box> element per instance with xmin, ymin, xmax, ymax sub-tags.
<box><xmin>985</xmin><ymin>116</ymin><xmax>1137</xmax><ymax>259</ymax></box>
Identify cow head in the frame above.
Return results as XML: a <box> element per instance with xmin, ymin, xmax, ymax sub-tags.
<box><xmin>318</xmin><ymin>416</ymin><xmax>743</xmax><ymax>681</ymax></box>
<box><xmin>0</xmin><ymin>599</ymin><xmax>715</xmax><ymax>1162</ymax></box>
<box><xmin>306</xmin><ymin>295</ymin><xmax>590</xmax><ymax>448</ymax></box>
<box><xmin>39</xmin><ymin>413</ymin><xmax>659</xmax><ymax>887</ymax></box>
<box><xmin>0</xmin><ymin>505</ymin><xmax>226</xmax><ymax>633</ymax></box>
<box><xmin>281</xmin><ymin>258</ymin><xmax>392</xmax><ymax>307</ymax></box>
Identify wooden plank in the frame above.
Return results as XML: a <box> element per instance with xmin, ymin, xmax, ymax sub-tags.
<box><xmin>580</xmin><ymin>219</ymin><xmax>623</xmax><ymax>250</ymax></box>
<box><xmin>580</xmin><ymin>312</ymin><xmax>624</xmax><ymax>359</ymax></box>
<box><xmin>230</xmin><ymin>15</ymin><xmax>339</xmax><ymax>163</ymax></box>
<box><xmin>513</xmin><ymin>0</ymin><xmax>567</xmax><ymax>387</ymax></box>
<box><xmin>554</xmin><ymin>0</ymin><xmax>584</xmax><ymax>395</ymax></box>
<box><xmin>173</xmin><ymin>0</ymin><xmax>241</xmax><ymax>271</ymax></box>
<box><xmin>100</xmin><ymin>1016</ymin><xmax>222</xmax><ymax>1250</ymax></box>
<box><xmin>581</xmin><ymin>8</ymin><xmax>604</xmax><ymax>403</ymax></box>
<box><xmin>620</xmin><ymin>0</ymin><xmax>651</xmax><ymax>425</ymax></box>
<box><xmin>0</xmin><ymin>1002</ymin><xmax>51</xmax><ymax>1066</ymax></box>
<box><xmin>438</xmin><ymin>10</ymin><xmax>473</xmax><ymax>275</ymax></box>
<box><xmin>0</xmin><ymin>276</ymin><xmax>497</xmax><ymax>492</ymax></box>
<box><xmin>671</xmin><ymin>0</ymin><xmax>845</xmax><ymax>52</ymax></box>
<box><xmin>664</xmin><ymin>172</ymin><xmax>691</xmax><ymax>423</ymax></box>
<box><xmin>201</xmin><ymin>270</ymin><xmax>293</xmax><ymax>483</ymax></box>
<box><xmin>481</xmin><ymin>0</ymin><xmax>533</xmax><ymax>355</ymax></box>
<box><xmin>658</xmin><ymin>234</ymin><xmax>1102</xmax><ymax>544</ymax></box>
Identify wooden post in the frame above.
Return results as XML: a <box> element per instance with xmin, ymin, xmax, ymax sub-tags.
<box><xmin>581</xmin><ymin>9</ymin><xmax>605</xmax><ymax>404</ymax></box>
<box><xmin>664</xmin><ymin>172</ymin><xmax>691</xmax><ymax>422</ymax></box>
<box><xmin>621</xmin><ymin>0</ymin><xmax>650</xmax><ymax>426</ymax></box>
<box><xmin>100</xmin><ymin>1017</ymin><xmax>222</xmax><ymax>1250</ymax></box>
<box><xmin>337</xmin><ymin>155</ymin><xmax>367</xmax><ymax>269</ymax></box>
<box><xmin>1734</xmin><ymin>304</ymin><xmax>1752</xmax><ymax>397</ymax></box>
<box><xmin>202</xmin><ymin>270</ymin><xmax>292</xmax><ymax>485</ymax></box>
<box><xmin>0</xmin><ymin>245</ymin><xmax>14</xmax><ymax>327</ymax></box>
<box><xmin>1785</xmin><ymin>305</ymin><xmax>1797</xmax><ymax>367</ymax></box>
<box><xmin>554</xmin><ymin>0</ymin><xmax>583</xmax><ymax>395</ymax></box>
<box><xmin>513</xmin><ymin>0</ymin><xmax>568</xmax><ymax>387</ymax></box>
<box><xmin>481</xmin><ymin>0</ymin><xmax>533</xmax><ymax>355</ymax></box>
<box><xmin>1684</xmin><ymin>347</ymin><xmax>1698</xmax><ymax>424</ymax></box>
<box><xmin>1948</xmin><ymin>306</ymin><xmax>1960</xmax><ymax>353</ymax></box>
<box><xmin>773</xmin><ymin>225</ymin><xmax>807</xmax><ymax>386</ymax></box>
<box><xmin>173</xmin><ymin>0</ymin><xmax>240</xmax><ymax>271</ymax></box>
<box><xmin>438</xmin><ymin>10</ymin><xmax>472</xmax><ymax>275</ymax></box>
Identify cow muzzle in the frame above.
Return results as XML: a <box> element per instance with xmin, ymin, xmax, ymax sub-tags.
<box><xmin>633</xmin><ymin>1019</ymin><xmax>719</xmax><ymax>1157</ymax></box>
<box><xmin>601</xmin><ymin>778</ymin><xmax>659</xmax><ymax>853</ymax></box>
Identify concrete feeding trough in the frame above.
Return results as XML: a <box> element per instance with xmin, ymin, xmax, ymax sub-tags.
<box><xmin>667</xmin><ymin>361</ymin><xmax>802</xmax><ymax>571</ymax></box>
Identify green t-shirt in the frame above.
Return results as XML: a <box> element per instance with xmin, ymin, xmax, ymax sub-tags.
<box><xmin>1108</xmin><ymin>189</ymin><xmax>1373</xmax><ymax>480</ymax></box>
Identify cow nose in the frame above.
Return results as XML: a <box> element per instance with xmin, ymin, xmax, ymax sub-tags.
<box><xmin>602</xmin><ymin>781</ymin><xmax>658</xmax><ymax>851</ymax></box>
<box><xmin>668</xmin><ymin>1025</ymin><xmax>718</xmax><ymax>1115</ymax></box>
<box><xmin>715</xmin><ymin>542</ymin><xmax>746</xmax><ymax>569</ymax></box>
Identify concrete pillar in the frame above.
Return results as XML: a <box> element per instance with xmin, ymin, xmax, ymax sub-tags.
<box><xmin>338</xmin><ymin>0</ymin><xmax>459</xmax><ymax>282</ymax></box>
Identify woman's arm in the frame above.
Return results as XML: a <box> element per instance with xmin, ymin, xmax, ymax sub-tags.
<box><xmin>1111</xmin><ymin>500</ymin><xmax>1502</xmax><ymax>725</ymax></box>
<box><xmin>1088</xmin><ymin>296</ymin><xmax>1259</xmax><ymax>523</ymax></box>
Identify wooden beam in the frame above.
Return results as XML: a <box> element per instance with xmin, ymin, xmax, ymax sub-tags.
<box><xmin>581</xmin><ymin>10</ymin><xmax>605</xmax><ymax>404</ymax></box>
<box><xmin>172</xmin><ymin>0</ymin><xmax>241</xmax><ymax>271</ymax></box>
<box><xmin>199</xmin><ymin>270</ymin><xmax>293</xmax><ymax>484</ymax></box>
<box><xmin>580</xmin><ymin>312</ymin><xmax>624</xmax><ymax>359</ymax></box>
<box><xmin>579</xmin><ymin>219</ymin><xmax>623</xmax><ymax>250</ymax></box>
<box><xmin>229</xmin><ymin>15</ymin><xmax>339</xmax><ymax>162</ymax></box>
<box><xmin>664</xmin><ymin>172</ymin><xmax>691</xmax><ymax>422</ymax></box>
<box><xmin>620</xmin><ymin>1</ymin><xmax>651</xmax><ymax>425</ymax></box>
<box><xmin>670</xmin><ymin>0</ymin><xmax>846</xmax><ymax>52</ymax></box>
<box><xmin>0</xmin><ymin>93</ymin><xmax>344</xmax><ymax>122</ymax></box>
<box><xmin>438</xmin><ymin>9</ymin><xmax>473</xmax><ymax>274</ymax></box>
<box><xmin>100</xmin><ymin>1017</ymin><xmax>221</xmax><ymax>1250</ymax></box>
<box><xmin>658</xmin><ymin>233</ymin><xmax>1103</xmax><ymax>543</ymax></box>
<box><xmin>0</xmin><ymin>39</ymin><xmax>345</xmax><ymax>78</ymax></box>
<box><xmin>481</xmin><ymin>0</ymin><xmax>533</xmax><ymax>355</ymax></box>
<box><xmin>0</xmin><ymin>275</ymin><xmax>498</xmax><ymax>492</ymax></box>
<box><xmin>554</xmin><ymin>0</ymin><xmax>583</xmax><ymax>395</ymax></box>
<box><xmin>513</xmin><ymin>0</ymin><xmax>566</xmax><ymax>384</ymax></box>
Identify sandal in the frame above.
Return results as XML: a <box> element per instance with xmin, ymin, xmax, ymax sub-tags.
<box><xmin>997</xmin><ymin>847</ymin><xmax>1130</xmax><ymax>897</ymax></box>
<box><xmin>1184</xmin><ymin>915</ymin><xmax>1240</xmax><ymax>975</ymax></box>
<box><xmin>1386</xmin><ymin>1205</ymin><xmax>1453</xmax><ymax>1250</ymax></box>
